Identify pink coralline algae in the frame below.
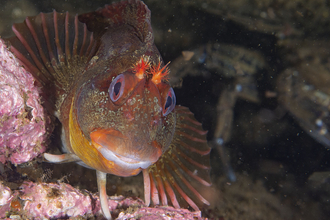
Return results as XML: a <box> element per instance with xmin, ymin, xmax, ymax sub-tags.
<box><xmin>19</xmin><ymin>182</ymin><xmax>97</xmax><ymax>218</ymax></box>
<box><xmin>0</xmin><ymin>181</ymin><xmax>205</xmax><ymax>219</ymax></box>
<box><xmin>0</xmin><ymin>38</ymin><xmax>51</xmax><ymax>165</ymax></box>
<box><xmin>116</xmin><ymin>206</ymin><xmax>204</xmax><ymax>220</ymax></box>
<box><xmin>0</xmin><ymin>182</ymin><xmax>14</xmax><ymax>219</ymax></box>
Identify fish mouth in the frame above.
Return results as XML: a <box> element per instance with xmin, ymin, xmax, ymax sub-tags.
<box><xmin>90</xmin><ymin>128</ymin><xmax>158</xmax><ymax>170</ymax></box>
<box><xmin>97</xmin><ymin>146</ymin><xmax>153</xmax><ymax>170</ymax></box>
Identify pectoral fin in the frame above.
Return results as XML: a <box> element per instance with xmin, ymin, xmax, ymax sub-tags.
<box><xmin>143</xmin><ymin>106</ymin><xmax>212</xmax><ymax>210</ymax></box>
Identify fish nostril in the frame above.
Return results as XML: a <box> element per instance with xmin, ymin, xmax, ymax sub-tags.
<box><xmin>124</xmin><ymin>110</ymin><xmax>134</xmax><ymax>121</ymax></box>
<box><xmin>150</xmin><ymin>118</ymin><xmax>159</xmax><ymax>127</ymax></box>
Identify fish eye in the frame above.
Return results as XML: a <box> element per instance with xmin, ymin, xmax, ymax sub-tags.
<box><xmin>109</xmin><ymin>74</ymin><xmax>125</xmax><ymax>102</ymax></box>
<box><xmin>163</xmin><ymin>88</ymin><xmax>176</xmax><ymax>116</ymax></box>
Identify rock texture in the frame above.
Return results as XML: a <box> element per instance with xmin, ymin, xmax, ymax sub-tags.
<box><xmin>0</xmin><ymin>38</ymin><xmax>51</xmax><ymax>165</ymax></box>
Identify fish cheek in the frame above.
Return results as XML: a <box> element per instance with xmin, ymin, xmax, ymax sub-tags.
<box><xmin>75</xmin><ymin>81</ymin><xmax>118</xmax><ymax>137</ymax></box>
<box><xmin>71</xmin><ymin>82</ymin><xmax>130</xmax><ymax>173</ymax></box>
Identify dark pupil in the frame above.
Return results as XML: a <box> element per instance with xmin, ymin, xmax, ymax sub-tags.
<box><xmin>164</xmin><ymin>95</ymin><xmax>172</xmax><ymax>110</ymax></box>
<box><xmin>114</xmin><ymin>82</ymin><xmax>121</xmax><ymax>96</ymax></box>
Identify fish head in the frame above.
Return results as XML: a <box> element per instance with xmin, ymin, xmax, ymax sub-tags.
<box><xmin>74</xmin><ymin>56</ymin><xmax>176</xmax><ymax>176</ymax></box>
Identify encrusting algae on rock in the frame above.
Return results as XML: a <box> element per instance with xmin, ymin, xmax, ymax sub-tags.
<box><xmin>0</xmin><ymin>181</ymin><xmax>204</xmax><ymax>219</ymax></box>
<box><xmin>0</xmin><ymin>38</ymin><xmax>52</xmax><ymax>165</ymax></box>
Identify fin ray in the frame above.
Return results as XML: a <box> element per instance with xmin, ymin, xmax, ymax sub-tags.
<box><xmin>6</xmin><ymin>11</ymin><xmax>99</xmax><ymax>94</ymax></box>
<box><xmin>164</xmin><ymin>166</ymin><xmax>199</xmax><ymax>211</ymax></box>
<box><xmin>145</xmin><ymin>106</ymin><xmax>212</xmax><ymax>210</ymax></box>
<box><xmin>167</xmin><ymin>159</ymin><xmax>210</xmax><ymax>205</ymax></box>
<box><xmin>155</xmin><ymin>173</ymin><xmax>167</xmax><ymax>206</ymax></box>
<box><xmin>150</xmin><ymin>173</ymin><xmax>160</xmax><ymax>205</ymax></box>
<box><xmin>163</xmin><ymin>175</ymin><xmax>180</xmax><ymax>209</ymax></box>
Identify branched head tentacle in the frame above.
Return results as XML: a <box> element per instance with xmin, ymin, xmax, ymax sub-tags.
<box><xmin>133</xmin><ymin>56</ymin><xmax>170</xmax><ymax>84</ymax></box>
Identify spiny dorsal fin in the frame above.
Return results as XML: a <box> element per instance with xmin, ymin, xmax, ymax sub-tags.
<box><xmin>79</xmin><ymin>0</ymin><xmax>153</xmax><ymax>46</ymax></box>
<box><xmin>144</xmin><ymin>106</ymin><xmax>212</xmax><ymax>211</ymax></box>
<box><xmin>6</xmin><ymin>11</ymin><xmax>99</xmax><ymax>93</ymax></box>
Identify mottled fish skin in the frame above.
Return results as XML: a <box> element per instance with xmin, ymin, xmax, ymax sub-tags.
<box><xmin>5</xmin><ymin>0</ymin><xmax>212</xmax><ymax>219</ymax></box>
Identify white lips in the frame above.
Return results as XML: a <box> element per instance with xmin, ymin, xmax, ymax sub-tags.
<box><xmin>98</xmin><ymin>147</ymin><xmax>153</xmax><ymax>170</ymax></box>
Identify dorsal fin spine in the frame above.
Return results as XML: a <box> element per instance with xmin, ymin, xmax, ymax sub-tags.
<box><xmin>12</xmin><ymin>24</ymin><xmax>45</xmax><ymax>74</ymax></box>
<box><xmin>65</xmin><ymin>12</ymin><xmax>71</xmax><ymax>64</ymax></box>
<box><xmin>40</xmin><ymin>13</ymin><xmax>57</xmax><ymax>67</ymax></box>
<box><xmin>9</xmin><ymin>45</ymin><xmax>47</xmax><ymax>84</ymax></box>
<box><xmin>79</xmin><ymin>24</ymin><xmax>88</xmax><ymax>57</ymax></box>
<box><xmin>7</xmin><ymin>10</ymin><xmax>98</xmax><ymax>95</ymax></box>
<box><xmin>73</xmin><ymin>15</ymin><xmax>79</xmax><ymax>58</ymax></box>
<box><xmin>25</xmin><ymin>17</ymin><xmax>52</xmax><ymax>74</ymax></box>
<box><xmin>53</xmin><ymin>11</ymin><xmax>64</xmax><ymax>64</ymax></box>
<box><xmin>86</xmin><ymin>33</ymin><xmax>95</xmax><ymax>61</ymax></box>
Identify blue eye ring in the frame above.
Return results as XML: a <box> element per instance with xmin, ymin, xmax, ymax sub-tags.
<box><xmin>109</xmin><ymin>74</ymin><xmax>125</xmax><ymax>102</ymax></box>
<box><xmin>163</xmin><ymin>88</ymin><xmax>176</xmax><ymax>116</ymax></box>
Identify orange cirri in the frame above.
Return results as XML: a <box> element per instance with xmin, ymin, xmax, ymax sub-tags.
<box><xmin>5</xmin><ymin>0</ymin><xmax>212</xmax><ymax>219</ymax></box>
